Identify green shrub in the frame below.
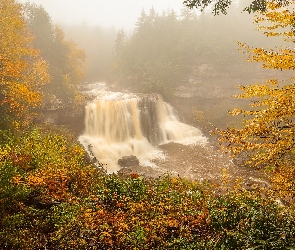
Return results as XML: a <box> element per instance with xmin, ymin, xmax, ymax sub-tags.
<box><xmin>0</xmin><ymin>128</ymin><xmax>294</xmax><ymax>249</ymax></box>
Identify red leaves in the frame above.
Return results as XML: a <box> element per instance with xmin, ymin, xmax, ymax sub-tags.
<box><xmin>8</xmin><ymin>152</ymin><xmax>32</xmax><ymax>170</ymax></box>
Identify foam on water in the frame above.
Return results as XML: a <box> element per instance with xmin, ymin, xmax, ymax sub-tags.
<box><xmin>79</xmin><ymin>83</ymin><xmax>207</xmax><ymax>172</ymax></box>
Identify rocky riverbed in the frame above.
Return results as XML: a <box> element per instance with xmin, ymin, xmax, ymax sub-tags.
<box><xmin>116</xmin><ymin>142</ymin><xmax>268</xmax><ymax>189</ymax></box>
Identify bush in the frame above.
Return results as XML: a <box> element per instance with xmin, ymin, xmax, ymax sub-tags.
<box><xmin>0</xmin><ymin>128</ymin><xmax>294</xmax><ymax>249</ymax></box>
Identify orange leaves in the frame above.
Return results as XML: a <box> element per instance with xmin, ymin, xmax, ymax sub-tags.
<box><xmin>8</xmin><ymin>152</ymin><xmax>32</xmax><ymax>170</ymax></box>
<box><xmin>75</xmin><ymin>175</ymin><xmax>211</xmax><ymax>248</ymax></box>
<box><xmin>27</xmin><ymin>168</ymin><xmax>70</xmax><ymax>200</ymax></box>
<box><xmin>11</xmin><ymin>174</ymin><xmax>24</xmax><ymax>185</ymax></box>
<box><xmin>2</xmin><ymin>133</ymin><xmax>294</xmax><ymax>250</ymax></box>
<box><xmin>3</xmin><ymin>128</ymin><xmax>96</xmax><ymax>203</ymax></box>
<box><xmin>130</xmin><ymin>172</ymin><xmax>140</xmax><ymax>179</ymax></box>
<box><xmin>0</xmin><ymin>0</ymin><xmax>50</xmax><ymax>127</ymax></box>
<box><xmin>3</xmin><ymin>82</ymin><xmax>42</xmax><ymax>112</ymax></box>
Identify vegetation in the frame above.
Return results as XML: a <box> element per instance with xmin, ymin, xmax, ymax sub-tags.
<box><xmin>216</xmin><ymin>1</ymin><xmax>295</xmax><ymax>203</ymax></box>
<box><xmin>61</xmin><ymin>23</ymin><xmax>117</xmax><ymax>83</ymax></box>
<box><xmin>0</xmin><ymin>0</ymin><xmax>50</xmax><ymax>128</ymax></box>
<box><xmin>23</xmin><ymin>3</ymin><xmax>85</xmax><ymax>108</ymax></box>
<box><xmin>0</xmin><ymin>0</ymin><xmax>294</xmax><ymax>249</ymax></box>
<box><xmin>0</xmin><ymin>0</ymin><xmax>85</xmax><ymax>129</ymax></box>
<box><xmin>111</xmin><ymin>8</ymin><xmax>195</xmax><ymax>95</ymax></box>
<box><xmin>0</xmin><ymin>129</ymin><xmax>294</xmax><ymax>249</ymax></box>
<box><xmin>183</xmin><ymin>0</ymin><xmax>290</xmax><ymax>15</ymax></box>
<box><xmin>112</xmin><ymin>8</ymin><xmax>246</xmax><ymax>96</ymax></box>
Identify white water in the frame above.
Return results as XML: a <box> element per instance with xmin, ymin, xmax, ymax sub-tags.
<box><xmin>79</xmin><ymin>84</ymin><xmax>207</xmax><ymax>172</ymax></box>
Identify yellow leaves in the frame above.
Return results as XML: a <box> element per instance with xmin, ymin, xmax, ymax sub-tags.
<box><xmin>100</xmin><ymin>231</ymin><xmax>112</xmax><ymax>238</ymax></box>
<box><xmin>265</xmin><ymin>79</ymin><xmax>279</xmax><ymax>85</ymax></box>
<box><xmin>239</xmin><ymin>2</ymin><xmax>295</xmax><ymax>73</ymax></box>
<box><xmin>255</xmin><ymin>2</ymin><xmax>295</xmax><ymax>40</ymax></box>
<box><xmin>23</xmin><ymin>59</ymin><xmax>50</xmax><ymax>89</ymax></box>
<box><xmin>44</xmin><ymin>26</ymin><xmax>85</xmax><ymax>106</ymax></box>
<box><xmin>4</xmin><ymin>129</ymin><xmax>96</xmax><ymax>202</ymax></box>
<box><xmin>269</xmin><ymin>165</ymin><xmax>295</xmax><ymax>202</ymax></box>
<box><xmin>218</xmin><ymin>79</ymin><xmax>295</xmax><ymax>199</ymax></box>
<box><xmin>266</xmin><ymin>1</ymin><xmax>283</xmax><ymax>10</ymax></box>
<box><xmin>0</xmin><ymin>0</ymin><xmax>50</xmax><ymax>127</ymax></box>
<box><xmin>170</xmin><ymin>177</ymin><xmax>179</xmax><ymax>185</ymax></box>
<box><xmin>0</xmin><ymin>147</ymin><xmax>10</xmax><ymax>161</ymax></box>
<box><xmin>239</xmin><ymin>43</ymin><xmax>295</xmax><ymax>70</ymax></box>
<box><xmin>253</xmin><ymin>47</ymin><xmax>264</xmax><ymax>54</ymax></box>
<box><xmin>166</xmin><ymin>218</ymin><xmax>179</xmax><ymax>228</ymax></box>
<box><xmin>70</xmin><ymin>144</ymin><xmax>85</xmax><ymax>156</ymax></box>
<box><xmin>230</xmin><ymin>108</ymin><xmax>242</xmax><ymax>116</ymax></box>
<box><xmin>27</xmin><ymin>175</ymin><xmax>46</xmax><ymax>187</ymax></box>
<box><xmin>4</xmin><ymin>82</ymin><xmax>41</xmax><ymax>106</ymax></box>
<box><xmin>237</xmin><ymin>83</ymin><xmax>276</xmax><ymax>100</ymax></box>
<box><xmin>27</xmin><ymin>168</ymin><xmax>70</xmax><ymax>200</ymax></box>
<box><xmin>11</xmin><ymin>174</ymin><xmax>23</xmax><ymax>185</ymax></box>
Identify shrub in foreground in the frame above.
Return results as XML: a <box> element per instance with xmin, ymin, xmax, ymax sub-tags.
<box><xmin>0</xmin><ymin>128</ymin><xmax>294</xmax><ymax>249</ymax></box>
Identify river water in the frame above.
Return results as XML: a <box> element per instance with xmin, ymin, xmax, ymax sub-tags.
<box><xmin>79</xmin><ymin>82</ymin><xmax>266</xmax><ymax>185</ymax></box>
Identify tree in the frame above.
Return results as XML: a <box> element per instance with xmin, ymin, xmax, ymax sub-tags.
<box><xmin>111</xmin><ymin>8</ymin><xmax>204</xmax><ymax>95</ymax></box>
<box><xmin>135</xmin><ymin>9</ymin><xmax>148</xmax><ymax>32</ymax></box>
<box><xmin>114</xmin><ymin>29</ymin><xmax>127</xmax><ymax>56</ymax></box>
<box><xmin>216</xmin><ymin>2</ymin><xmax>295</xmax><ymax>202</ymax></box>
<box><xmin>111</xmin><ymin>6</ymin><xmax>261</xmax><ymax>98</ymax></box>
<box><xmin>23</xmin><ymin>3</ymin><xmax>85</xmax><ymax>108</ymax></box>
<box><xmin>23</xmin><ymin>2</ymin><xmax>54</xmax><ymax>60</ymax></box>
<box><xmin>183</xmin><ymin>0</ymin><xmax>290</xmax><ymax>15</ymax></box>
<box><xmin>0</xmin><ymin>0</ymin><xmax>50</xmax><ymax>128</ymax></box>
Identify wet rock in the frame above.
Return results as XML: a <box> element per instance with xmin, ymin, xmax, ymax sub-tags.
<box><xmin>25</xmin><ymin>193</ymin><xmax>60</xmax><ymax>209</ymax></box>
<box><xmin>117</xmin><ymin>167</ymin><xmax>133</xmax><ymax>178</ymax></box>
<box><xmin>118</xmin><ymin>155</ymin><xmax>140</xmax><ymax>168</ymax></box>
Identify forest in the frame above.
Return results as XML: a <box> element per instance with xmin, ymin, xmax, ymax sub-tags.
<box><xmin>0</xmin><ymin>0</ymin><xmax>294</xmax><ymax>249</ymax></box>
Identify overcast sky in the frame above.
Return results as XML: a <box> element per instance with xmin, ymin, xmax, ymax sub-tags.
<box><xmin>17</xmin><ymin>0</ymin><xmax>186</xmax><ymax>30</ymax></box>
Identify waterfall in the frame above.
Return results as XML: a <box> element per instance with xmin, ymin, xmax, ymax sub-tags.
<box><xmin>79</xmin><ymin>91</ymin><xmax>207</xmax><ymax>172</ymax></box>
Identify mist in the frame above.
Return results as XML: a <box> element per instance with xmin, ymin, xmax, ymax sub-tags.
<box><xmin>2</xmin><ymin>1</ymin><xmax>294</xmax><ymax>247</ymax></box>
<box><xmin>16</xmin><ymin>0</ymin><xmax>291</xmax><ymax>127</ymax></box>
<box><xmin>18</xmin><ymin>0</ymin><xmax>290</xmax><ymax>124</ymax></box>
<box><xmin>17</xmin><ymin>0</ymin><xmax>185</xmax><ymax>30</ymax></box>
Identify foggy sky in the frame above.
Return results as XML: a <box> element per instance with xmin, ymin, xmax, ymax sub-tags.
<box><xmin>17</xmin><ymin>0</ymin><xmax>186</xmax><ymax>29</ymax></box>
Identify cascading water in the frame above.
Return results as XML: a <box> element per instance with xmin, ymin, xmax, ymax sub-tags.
<box><xmin>79</xmin><ymin>86</ymin><xmax>207</xmax><ymax>172</ymax></box>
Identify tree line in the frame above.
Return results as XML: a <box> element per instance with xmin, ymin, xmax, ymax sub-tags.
<box><xmin>109</xmin><ymin>4</ymin><xmax>287</xmax><ymax>97</ymax></box>
<box><xmin>0</xmin><ymin>0</ymin><xmax>294</xmax><ymax>248</ymax></box>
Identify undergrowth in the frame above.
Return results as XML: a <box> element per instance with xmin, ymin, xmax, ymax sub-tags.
<box><xmin>0</xmin><ymin>128</ymin><xmax>294</xmax><ymax>249</ymax></box>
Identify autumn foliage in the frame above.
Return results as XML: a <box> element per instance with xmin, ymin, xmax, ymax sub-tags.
<box><xmin>0</xmin><ymin>0</ymin><xmax>295</xmax><ymax>249</ymax></box>
<box><xmin>216</xmin><ymin>1</ymin><xmax>295</xmax><ymax>202</ymax></box>
<box><xmin>0</xmin><ymin>0</ymin><xmax>50</xmax><ymax>127</ymax></box>
<box><xmin>23</xmin><ymin>3</ymin><xmax>85</xmax><ymax>108</ymax></box>
<box><xmin>0</xmin><ymin>128</ymin><xmax>294</xmax><ymax>249</ymax></box>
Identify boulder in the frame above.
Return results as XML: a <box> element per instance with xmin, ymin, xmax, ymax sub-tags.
<box><xmin>117</xmin><ymin>167</ymin><xmax>133</xmax><ymax>179</ymax></box>
<box><xmin>118</xmin><ymin>155</ymin><xmax>140</xmax><ymax>168</ymax></box>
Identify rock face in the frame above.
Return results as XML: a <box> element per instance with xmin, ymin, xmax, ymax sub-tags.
<box><xmin>40</xmin><ymin>106</ymin><xmax>85</xmax><ymax>136</ymax></box>
<box><xmin>118</xmin><ymin>155</ymin><xmax>140</xmax><ymax>168</ymax></box>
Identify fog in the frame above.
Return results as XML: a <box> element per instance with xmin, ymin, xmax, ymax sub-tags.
<box><xmin>17</xmin><ymin>0</ymin><xmax>185</xmax><ymax>29</ymax></box>
<box><xmin>16</xmin><ymin>0</ymin><xmax>292</xmax><ymax>129</ymax></box>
